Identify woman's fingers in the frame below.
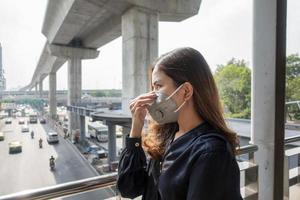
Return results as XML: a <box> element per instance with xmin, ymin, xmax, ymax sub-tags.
<box><xmin>130</xmin><ymin>92</ymin><xmax>156</xmax><ymax>104</ymax></box>
<box><xmin>129</xmin><ymin>92</ymin><xmax>157</xmax><ymax>112</ymax></box>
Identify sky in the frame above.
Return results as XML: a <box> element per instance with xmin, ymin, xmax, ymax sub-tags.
<box><xmin>0</xmin><ymin>0</ymin><xmax>299</xmax><ymax>91</ymax></box>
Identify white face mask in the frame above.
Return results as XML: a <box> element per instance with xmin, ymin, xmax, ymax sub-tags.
<box><xmin>147</xmin><ymin>84</ymin><xmax>186</xmax><ymax>124</ymax></box>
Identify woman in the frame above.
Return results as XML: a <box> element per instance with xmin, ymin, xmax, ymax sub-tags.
<box><xmin>117</xmin><ymin>47</ymin><xmax>242</xmax><ymax>200</ymax></box>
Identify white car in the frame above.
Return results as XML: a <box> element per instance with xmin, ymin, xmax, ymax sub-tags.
<box><xmin>5</xmin><ymin>118</ymin><xmax>12</xmax><ymax>124</ymax></box>
<box><xmin>21</xmin><ymin>125</ymin><xmax>29</xmax><ymax>132</ymax></box>
<box><xmin>47</xmin><ymin>132</ymin><xmax>59</xmax><ymax>143</ymax></box>
<box><xmin>9</xmin><ymin>141</ymin><xmax>22</xmax><ymax>153</ymax></box>
<box><xmin>18</xmin><ymin>118</ymin><xmax>25</xmax><ymax>124</ymax></box>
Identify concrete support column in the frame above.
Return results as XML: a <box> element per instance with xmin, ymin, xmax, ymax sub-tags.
<box><xmin>122</xmin><ymin>7</ymin><xmax>158</xmax><ymax>115</ymax></box>
<box><xmin>68</xmin><ymin>57</ymin><xmax>82</xmax><ymax>133</ymax></box>
<box><xmin>48</xmin><ymin>44</ymin><xmax>99</xmax><ymax>138</ymax></box>
<box><xmin>107</xmin><ymin>122</ymin><xmax>117</xmax><ymax>167</ymax></box>
<box><xmin>39</xmin><ymin>79</ymin><xmax>43</xmax><ymax>98</ymax></box>
<box><xmin>49</xmin><ymin>72</ymin><xmax>57</xmax><ymax>119</ymax></box>
<box><xmin>251</xmin><ymin>0</ymin><xmax>286</xmax><ymax>199</ymax></box>
<box><xmin>122</xmin><ymin>126</ymin><xmax>130</xmax><ymax>149</ymax></box>
<box><xmin>35</xmin><ymin>84</ymin><xmax>38</xmax><ymax>97</ymax></box>
<box><xmin>80</xmin><ymin>115</ymin><xmax>85</xmax><ymax>142</ymax></box>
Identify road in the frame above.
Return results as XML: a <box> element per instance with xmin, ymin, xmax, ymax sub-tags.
<box><xmin>0</xmin><ymin>118</ymin><xmax>116</xmax><ymax>199</ymax></box>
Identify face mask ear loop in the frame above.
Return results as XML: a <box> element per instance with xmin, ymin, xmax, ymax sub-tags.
<box><xmin>166</xmin><ymin>83</ymin><xmax>185</xmax><ymax>100</ymax></box>
<box><xmin>174</xmin><ymin>99</ymin><xmax>186</xmax><ymax>113</ymax></box>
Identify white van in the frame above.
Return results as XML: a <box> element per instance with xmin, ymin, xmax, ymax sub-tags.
<box><xmin>47</xmin><ymin>132</ymin><xmax>59</xmax><ymax>143</ymax></box>
<box><xmin>21</xmin><ymin>125</ymin><xmax>29</xmax><ymax>132</ymax></box>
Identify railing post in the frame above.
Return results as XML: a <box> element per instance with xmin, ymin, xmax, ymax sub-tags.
<box><xmin>245</xmin><ymin>152</ymin><xmax>259</xmax><ymax>199</ymax></box>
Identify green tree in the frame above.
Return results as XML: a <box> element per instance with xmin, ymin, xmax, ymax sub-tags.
<box><xmin>286</xmin><ymin>54</ymin><xmax>300</xmax><ymax>79</ymax></box>
<box><xmin>285</xmin><ymin>54</ymin><xmax>300</xmax><ymax>120</ymax></box>
<box><xmin>286</xmin><ymin>54</ymin><xmax>300</xmax><ymax>102</ymax></box>
<box><xmin>91</xmin><ymin>89</ymin><xmax>121</xmax><ymax>97</ymax></box>
<box><xmin>214</xmin><ymin>58</ymin><xmax>251</xmax><ymax>119</ymax></box>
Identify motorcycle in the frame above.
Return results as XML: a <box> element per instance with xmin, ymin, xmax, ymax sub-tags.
<box><xmin>31</xmin><ymin>131</ymin><xmax>34</xmax><ymax>139</ymax></box>
<box><xmin>50</xmin><ymin>158</ymin><xmax>55</xmax><ymax>170</ymax></box>
<box><xmin>39</xmin><ymin>139</ymin><xmax>43</xmax><ymax>148</ymax></box>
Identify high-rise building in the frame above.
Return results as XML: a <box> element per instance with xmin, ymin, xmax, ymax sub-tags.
<box><xmin>0</xmin><ymin>42</ymin><xmax>6</xmax><ymax>91</ymax></box>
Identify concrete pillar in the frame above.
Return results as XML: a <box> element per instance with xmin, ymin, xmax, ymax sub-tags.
<box><xmin>107</xmin><ymin>122</ymin><xmax>117</xmax><ymax>167</ymax></box>
<box><xmin>80</xmin><ymin>115</ymin><xmax>85</xmax><ymax>142</ymax></box>
<box><xmin>68</xmin><ymin>57</ymin><xmax>82</xmax><ymax>133</ymax></box>
<box><xmin>122</xmin><ymin>126</ymin><xmax>130</xmax><ymax>149</ymax></box>
<box><xmin>251</xmin><ymin>0</ymin><xmax>286</xmax><ymax>199</ymax></box>
<box><xmin>49</xmin><ymin>72</ymin><xmax>57</xmax><ymax>119</ymax></box>
<box><xmin>35</xmin><ymin>84</ymin><xmax>38</xmax><ymax>97</ymax></box>
<box><xmin>39</xmin><ymin>79</ymin><xmax>43</xmax><ymax>98</ymax></box>
<box><xmin>122</xmin><ymin>7</ymin><xmax>158</xmax><ymax>115</ymax></box>
<box><xmin>47</xmin><ymin>44</ymin><xmax>99</xmax><ymax>137</ymax></box>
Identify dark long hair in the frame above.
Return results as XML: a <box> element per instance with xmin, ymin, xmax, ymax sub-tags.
<box><xmin>143</xmin><ymin>47</ymin><xmax>239</xmax><ymax>160</ymax></box>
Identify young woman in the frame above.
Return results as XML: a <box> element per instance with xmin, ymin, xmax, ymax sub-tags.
<box><xmin>117</xmin><ymin>47</ymin><xmax>242</xmax><ymax>200</ymax></box>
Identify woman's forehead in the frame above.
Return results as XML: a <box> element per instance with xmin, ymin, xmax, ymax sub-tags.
<box><xmin>152</xmin><ymin>68</ymin><xmax>163</xmax><ymax>82</ymax></box>
<box><xmin>152</xmin><ymin>68</ymin><xmax>172</xmax><ymax>84</ymax></box>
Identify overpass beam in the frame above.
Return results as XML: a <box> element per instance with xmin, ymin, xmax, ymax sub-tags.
<box><xmin>48</xmin><ymin>44</ymin><xmax>99</xmax><ymax>139</ymax></box>
<box><xmin>251</xmin><ymin>0</ymin><xmax>286</xmax><ymax>199</ymax></box>
<box><xmin>121</xmin><ymin>7</ymin><xmax>158</xmax><ymax>115</ymax></box>
<box><xmin>49</xmin><ymin>72</ymin><xmax>57</xmax><ymax>119</ymax></box>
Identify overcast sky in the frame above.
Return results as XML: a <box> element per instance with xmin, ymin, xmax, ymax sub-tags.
<box><xmin>0</xmin><ymin>0</ymin><xmax>299</xmax><ymax>91</ymax></box>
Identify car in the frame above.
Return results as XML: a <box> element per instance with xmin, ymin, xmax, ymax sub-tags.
<box><xmin>5</xmin><ymin>118</ymin><xmax>12</xmax><ymax>124</ymax></box>
<box><xmin>21</xmin><ymin>125</ymin><xmax>29</xmax><ymax>132</ymax></box>
<box><xmin>39</xmin><ymin>118</ymin><xmax>46</xmax><ymax>124</ymax></box>
<box><xmin>9</xmin><ymin>141</ymin><xmax>22</xmax><ymax>153</ymax></box>
<box><xmin>47</xmin><ymin>132</ymin><xmax>59</xmax><ymax>143</ymax></box>
<box><xmin>0</xmin><ymin>132</ymin><xmax>4</xmax><ymax>141</ymax></box>
<box><xmin>18</xmin><ymin>118</ymin><xmax>25</xmax><ymax>124</ymax></box>
<box><xmin>84</xmin><ymin>145</ymin><xmax>108</xmax><ymax>159</ymax></box>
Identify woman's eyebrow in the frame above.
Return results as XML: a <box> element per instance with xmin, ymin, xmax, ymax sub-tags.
<box><xmin>152</xmin><ymin>80</ymin><xmax>162</xmax><ymax>86</ymax></box>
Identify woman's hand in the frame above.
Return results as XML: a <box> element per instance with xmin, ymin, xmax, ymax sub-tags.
<box><xmin>129</xmin><ymin>91</ymin><xmax>157</xmax><ymax>137</ymax></box>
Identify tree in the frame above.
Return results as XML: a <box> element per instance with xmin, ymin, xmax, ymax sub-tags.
<box><xmin>91</xmin><ymin>89</ymin><xmax>121</xmax><ymax>97</ymax></box>
<box><xmin>214</xmin><ymin>58</ymin><xmax>251</xmax><ymax>119</ymax></box>
<box><xmin>286</xmin><ymin>54</ymin><xmax>300</xmax><ymax>102</ymax></box>
<box><xmin>285</xmin><ymin>54</ymin><xmax>300</xmax><ymax>120</ymax></box>
<box><xmin>286</xmin><ymin>54</ymin><xmax>300</xmax><ymax>79</ymax></box>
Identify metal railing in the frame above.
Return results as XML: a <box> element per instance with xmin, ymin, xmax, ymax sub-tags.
<box><xmin>0</xmin><ymin>173</ymin><xmax>117</xmax><ymax>200</ymax></box>
<box><xmin>2</xmin><ymin>134</ymin><xmax>300</xmax><ymax>200</ymax></box>
<box><xmin>0</xmin><ymin>143</ymin><xmax>259</xmax><ymax>200</ymax></box>
<box><xmin>285</xmin><ymin>135</ymin><xmax>300</xmax><ymax>144</ymax></box>
<box><xmin>237</xmin><ymin>144</ymin><xmax>259</xmax><ymax>200</ymax></box>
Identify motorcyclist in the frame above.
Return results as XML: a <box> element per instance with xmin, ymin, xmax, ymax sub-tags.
<box><xmin>31</xmin><ymin>131</ymin><xmax>34</xmax><ymax>139</ymax></box>
<box><xmin>39</xmin><ymin>138</ymin><xmax>43</xmax><ymax>148</ymax></box>
<box><xmin>49</xmin><ymin>156</ymin><xmax>55</xmax><ymax>170</ymax></box>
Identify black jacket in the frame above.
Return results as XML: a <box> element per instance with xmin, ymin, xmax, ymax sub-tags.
<box><xmin>117</xmin><ymin>122</ymin><xmax>243</xmax><ymax>200</ymax></box>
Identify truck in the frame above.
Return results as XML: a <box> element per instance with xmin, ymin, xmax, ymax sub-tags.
<box><xmin>29</xmin><ymin>113</ymin><xmax>38</xmax><ymax>123</ymax></box>
<box><xmin>87</xmin><ymin>122</ymin><xmax>108</xmax><ymax>142</ymax></box>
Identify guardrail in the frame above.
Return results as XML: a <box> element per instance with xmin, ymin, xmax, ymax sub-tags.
<box><xmin>237</xmin><ymin>144</ymin><xmax>259</xmax><ymax>200</ymax></box>
<box><xmin>0</xmin><ymin>173</ymin><xmax>118</xmax><ymax>200</ymax></box>
<box><xmin>0</xmin><ymin>143</ymin><xmax>259</xmax><ymax>200</ymax></box>
<box><xmin>2</xmin><ymin>134</ymin><xmax>300</xmax><ymax>200</ymax></box>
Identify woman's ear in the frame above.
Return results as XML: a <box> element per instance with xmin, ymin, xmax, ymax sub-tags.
<box><xmin>183</xmin><ymin>82</ymin><xmax>193</xmax><ymax>100</ymax></box>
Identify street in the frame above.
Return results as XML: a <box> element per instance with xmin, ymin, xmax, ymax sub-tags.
<box><xmin>0</xmin><ymin>118</ymin><xmax>116</xmax><ymax>199</ymax></box>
